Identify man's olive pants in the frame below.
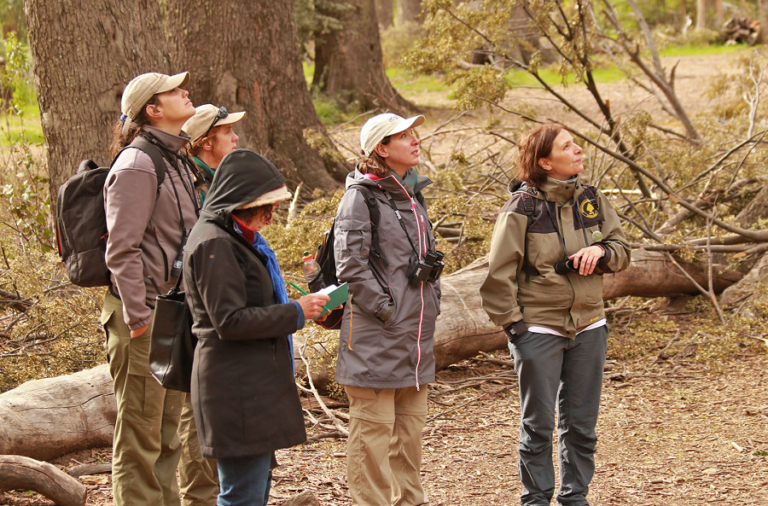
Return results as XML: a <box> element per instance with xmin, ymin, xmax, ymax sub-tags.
<box><xmin>179</xmin><ymin>396</ymin><xmax>219</xmax><ymax>506</ymax></box>
<box><xmin>102</xmin><ymin>292</ymin><xmax>184</xmax><ymax>506</ymax></box>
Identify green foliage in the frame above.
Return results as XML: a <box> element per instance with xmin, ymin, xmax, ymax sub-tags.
<box><xmin>294</xmin><ymin>0</ymin><xmax>353</xmax><ymax>58</ymax></box>
<box><xmin>0</xmin><ymin>0</ymin><xmax>26</xmax><ymax>41</ymax></box>
<box><xmin>0</xmin><ymin>147</ymin><xmax>54</xmax><ymax>251</ymax></box>
<box><xmin>381</xmin><ymin>21</ymin><xmax>424</xmax><ymax>68</ymax></box>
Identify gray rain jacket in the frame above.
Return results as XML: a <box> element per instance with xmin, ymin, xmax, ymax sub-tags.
<box><xmin>334</xmin><ymin>169</ymin><xmax>440</xmax><ymax>389</ymax></box>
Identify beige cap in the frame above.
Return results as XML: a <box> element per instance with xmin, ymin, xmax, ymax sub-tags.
<box><xmin>183</xmin><ymin>104</ymin><xmax>246</xmax><ymax>143</ymax></box>
<box><xmin>360</xmin><ymin>113</ymin><xmax>425</xmax><ymax>157</ymax></box>
<box><xmin>120</xmin><ymin>71</ymin><xmax>190</xmax><ymax>135</ymax></box>
<box><xmin>237</xmin><ymin>185</ymin><xmax>293</xmax><ymax>210</ymax></box>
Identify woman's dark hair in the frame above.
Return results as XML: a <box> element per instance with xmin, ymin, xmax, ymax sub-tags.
<box><xmin>231</xmin><ymin>203</ymin><xmax>274</xmax><ymax>226</ymax></box>
<box><xmin>516</xmin><ymin>123</ymin><xmax>566</xmax><ymax>189</ymax></box>
<box><xmin>188</xmin><ymin>124</ymin><xmax>223</xmax><ymax>157</ymax></box>
<box><xmin>358</xmin><ymin>135</ymin><xmax>392</xmax><ymax>178</ymax></box>
<box><xmin>109</xmin><ymin>95</ymin><xmax>160</xmax><ymax>159</ymax></box>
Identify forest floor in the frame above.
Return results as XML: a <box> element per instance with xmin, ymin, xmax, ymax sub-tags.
<box><xmin>2</xmin><ymin>310</ymin><xmax>766</xmax><ymax>506</ymax></box>
<box><xmin>2</xmin><ymin>49</ymin><xmax>768</xmax><ymax>506</ymax></box>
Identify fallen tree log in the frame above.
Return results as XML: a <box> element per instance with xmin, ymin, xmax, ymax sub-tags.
<box><xmin>0</xmin><ymin>365</ymin><xmax>116</xmax><ymax>461</ymax></box>
<box><xmin>0</xmin><ymin>249</ymin><xmax>744</xmax><ymax>460</ymax></box>
<box><xmin>0</xmin><ymin>455</ymin><xmax>86</xmax><ymax>506</ymax></box>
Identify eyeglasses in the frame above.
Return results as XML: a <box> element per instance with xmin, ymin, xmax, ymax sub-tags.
<box><xmin>211</xmin><ymin>106</ymin><xmax>229</xmax><ymax>128</ymax></box>
<box><xmin>203</xmin><ymin>107</ymin><xmax>229</xmax><ymax>139</ymax></box>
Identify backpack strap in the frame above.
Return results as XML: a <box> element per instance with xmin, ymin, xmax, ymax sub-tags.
<box><xmin>349</xmin><ymin>184</ymin><xmax>388</xmax><ymax>266</ymax></box>
<box><xmin>519</xmin><ymin>190</ymin><xmax>536</xmax><ymax>282</ymax></box>
<box><xmin>110</xmin><ymin>136</ymin><xmax>167</xmax><ymax>198</ymax></box>
<box><xmin>582</xmin><ymin>184</ymin><xmax>600</xmax><ymax>215</ymax></box>
<box><xmin>130</xmin><ymin>136</ymin><xmax>167</xmax><ymax>195</ymax></box>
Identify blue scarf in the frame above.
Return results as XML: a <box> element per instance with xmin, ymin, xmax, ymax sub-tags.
<box><xmin>252</xmin><ymin>231</ymin><xmax>295</xmax><ymax>372</ymax></box>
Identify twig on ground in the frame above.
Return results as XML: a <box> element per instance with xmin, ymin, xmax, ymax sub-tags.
<box><xmin>298</xmin><ymin>331</ymin><xmax>349</xmax><ymax>437</ymax></box>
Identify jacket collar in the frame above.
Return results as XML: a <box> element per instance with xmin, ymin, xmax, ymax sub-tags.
<box><xmin>346</xmin><ymin>167</ymin><xmax>432</xmax><ymax>200</ymax></box>
<box><xmin>538</xmin><ymin>176</ymin><xmax>579</xmax><ymax>206</ymax></box>
<box><xmin>193</xmin><ymin>156</ymin><xmax>216</xmax><ymax>182</ymax></box>
<box><xmin>143</xmin><ymin>125</ymin><xmax>190</xmax><ymax>153</ymax></box>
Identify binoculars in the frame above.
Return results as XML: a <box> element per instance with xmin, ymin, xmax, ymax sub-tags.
<box><xmin>408</xmin><ymin>250</ymin><xmax>445</xmax><ymax>286</ymax></box>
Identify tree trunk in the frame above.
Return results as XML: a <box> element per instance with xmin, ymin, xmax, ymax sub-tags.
<box><xmin>313</xmin><ymin>0</ymin><xmax>415</xmax><ymax>114</ymax></box>
<box><xmin>24</xmin><ymin>0</ymin><xmax>172</xmax><ymax>211</ymax></box>
<box><xmin>375</xmin><ymin>0</ymin><xmax>394</xmax><ymax>28</ymax></box>
<box><xmin>0</xmin><ymin>365</ymin><xmax>115</xmax><ymax>461</ymax></box>
<box><xmin>398</xmin><ymin>0</ymin><xmax>421</xmax><ymax>25</ymax></box>
<box><xmin>759</xmin><ymin>0</ymin><xmax>768</xmax><ymax>44</ymax></box>
<box><xmin>715</xmin><ymin>0</ymin><xmax>724</xmax><ymax>27</ymax></box>
<box><xmin>165</xmin><ymin>0</ymin><xmax>346</xmax><ymax>191</ymax></box>
<box><xmin>0</xmin><ymin>455</ymin><xmax>86</xmax><ymax>506</ymax></box>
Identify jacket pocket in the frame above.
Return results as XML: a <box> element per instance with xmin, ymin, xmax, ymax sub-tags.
<box><xmin>335</xmin><ymin>218</ymin><xmax>372</xmax><ymax>259</ymax></box>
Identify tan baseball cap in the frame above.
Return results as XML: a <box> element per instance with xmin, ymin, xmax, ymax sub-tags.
<box><xmin>183</xmin><ymin>104</ymin><xmax>246</xmax><ymax>143</ymax></box>
<box><xmin>120</xmin><ymin>71</ymin><xmax>190</xmax><ymax>134</ymax></box>
<box><xmin>360</xmin><ymin>113</ymin><xmax>425</xmax><ymax>157</ymax></box>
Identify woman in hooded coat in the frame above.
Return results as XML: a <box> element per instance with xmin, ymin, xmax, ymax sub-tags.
<box><xmin>183</xmin><ymin>149</ymin><xmax>329</xmax><ymax>506</ymax></box>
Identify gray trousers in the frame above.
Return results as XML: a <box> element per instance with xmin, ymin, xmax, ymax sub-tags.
<box><xmin>509</xmin><ymin>326</ymin><xmax>608</xmax><ymax>506</ymax></box>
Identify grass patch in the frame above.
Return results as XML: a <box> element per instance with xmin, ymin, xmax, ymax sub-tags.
<box><xmin>0</xmin><ymin>102</ymin><xmax>44</xmax><ymax>145</ymax></box>
<box><xmin>658</xmin><ymin>43</ymin><xmax>749</xmax><ymax>58</ymax></box>
<box><xmin>386</xmin><ymin>67</ymin><xmax>449</xmax><ymax>95</ymax></box>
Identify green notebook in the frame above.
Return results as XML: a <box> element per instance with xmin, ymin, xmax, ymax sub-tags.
<box><xmin>313</xmin><ymin>282</ymin><xmax>349</xmax><ymax>320</ymax></box>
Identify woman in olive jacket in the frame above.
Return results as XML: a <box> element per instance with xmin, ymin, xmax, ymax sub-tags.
<box><xmin>480</xmin><ymin>123</ymin><xmax>631</xmax><ymax>506</ymax></box>
<box><xmin>183</xmin><ymin>149</ymin><xmax>329</xmax><ymax>506</ymax></box>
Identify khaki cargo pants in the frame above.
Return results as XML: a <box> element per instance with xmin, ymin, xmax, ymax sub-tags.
<box><xmin>102</xmin><ymin>292</ymin><xmax>184</xmax><ymax>506</ymax></box>
<box><xmin>345</xmin><ymin>386</ymin><xmax>429</xmax><ymax>506</ymax></box>
<box><xmin>178</xmin><ymin>396</ymin><xmax>219</xmax><ymax>506</ymax></box>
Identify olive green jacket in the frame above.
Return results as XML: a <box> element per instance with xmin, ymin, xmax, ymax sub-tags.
<box><xmin>480</xmin><ymin>176</ymin><xmax>631</xmax><ymax>339</ymax></box>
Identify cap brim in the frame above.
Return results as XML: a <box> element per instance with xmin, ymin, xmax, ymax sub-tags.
<box><xmin>237</xmin><ymin>185</ymin><xmax>293</xmax><ymax>210</ymax></box>
<box><xmin>216</xmin><ymin>111</ymin><xmax>246</xmax><ymax>127</ymax></box>
<box><xmin>157</xmin><ymin>71</ymin><xmax>190</xmax><ymax>93</ymax></box>
<box><xmin>389</xmin><ymin>115</ymin><xmax>425</xmax><ymax>136</ymax></box>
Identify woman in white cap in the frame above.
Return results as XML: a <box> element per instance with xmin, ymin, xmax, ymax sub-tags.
<box><xmin>333</xmin><ymin>113</ymin><xmax>441</xmax><ymax>506</ymax></box>
<box><xmin>101</xmin><ymin>71</ymin><xmax>199</xmax><ymax>506</ymax></box>
<box><xmin>183</xmin><ymin>104</ymin><xmax>246</xmax><ymax>207</ymax></box>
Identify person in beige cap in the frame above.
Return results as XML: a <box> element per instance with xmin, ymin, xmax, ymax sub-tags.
<box><xmin>333</xmin><ymin>112</ymin><xmax>440</xmax><ymax>506</ymax></box>
<box><xmin>176</xmin><ymin>104</ymin><xmax>245</xmax><ymax>506</ymax></box>
<box><xmin>102</xmin><ymin>71</ymin><xmax>199</xmax><ymax>506</ymax></box>
<box><xmin>183</xmin><ymin>104</ymin><xmax>246</xmax><ymax>207</ymax></box>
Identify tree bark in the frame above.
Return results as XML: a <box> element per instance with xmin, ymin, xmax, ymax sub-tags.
<box><xmin>375</xmin><ymin>0</ymin><xmax>393</xmax><ymax>28</ymax></box>
<box><xmin>165</xmin><ymin>0</ymin><xmax>346</xmax><ymax>191</ymax></box>
<box><xmin>313</xmin><ymin>0</ymin><xmax>415</xmax><ymax>113</ymax></box>
<box><xmin>0</xmin><ymin>455</ymin><xmax>87</xmax><ymax>506</ymax></box>
<box><xmin>24</xmin><ymin>0</ymin><xmax>173</xmax><ymax>211</ymax></box>
<box><xmin>398</xmin><ymin>0</ymin><xmax>421</xmax><ymax>25</ymax></box>
<box><xmin>0</xmin><ymin>365</ymin><xmax>115</xmax><ymax>461</ymax></box>
<box><xmin>759</xmin><ymin>0</ymin><xmax>768</xmax><ymax>44</ymax></box>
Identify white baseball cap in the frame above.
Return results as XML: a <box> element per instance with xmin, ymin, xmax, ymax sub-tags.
<box><xmin>360</xmin><ymin>113</ymin><xmax>425</xmax><ymax>157</ymax></box>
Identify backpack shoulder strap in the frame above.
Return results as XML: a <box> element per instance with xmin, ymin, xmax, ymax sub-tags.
<box><xmin>349</xmin><ymin>184</ymin><xmax>387</xmax><ymax>265</ymax></box>
<box><xmin>518</xmin><ymin>189</ymin><xmax>537</xmax><ymax>282</ymax></box>
<box><xmin>582</xmin><ymin>184</ymin><xmax>600</xmax><ymax>214</ymax></box>
<box><xmin>130</xmin><ymin>136</ymin><xmax>167</xmax><ymax>191</ymax></box>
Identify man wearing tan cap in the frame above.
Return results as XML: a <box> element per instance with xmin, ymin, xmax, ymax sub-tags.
<box><xmin>183</xmin><ymin>104</ymin><xmax>246</xmax><ymax>207</ymax></box>
<box><xmin>102</xmin><ymin>71</ymin><xmax>198</xmax><ymax>506</ymax></box>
